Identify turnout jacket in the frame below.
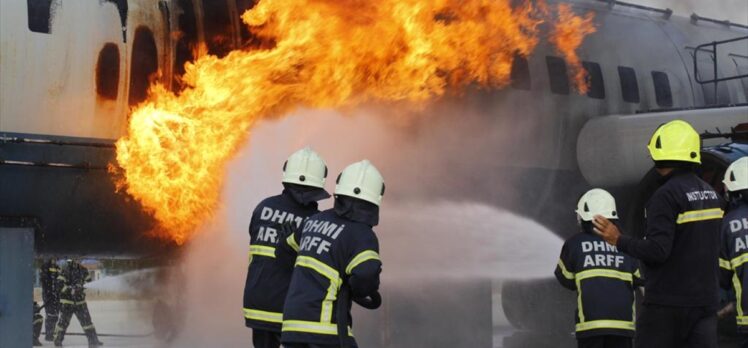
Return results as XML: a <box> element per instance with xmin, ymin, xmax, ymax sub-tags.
<box><xmin>40</xmin><ymin>260</ymin><xmax>61</xmax><ymax>298</ymax></box>
<box><xmin>243</xmin><ymin>190</ymin><xmax>321</xmax><ymax>332</ymax></box>
<box><xmin>58</xmin><ymin>262</ymin><xmax>91</xmax><ymax>304</ymax></box>
<box><xmin>617</xmin><ymin>170</ymin><xmax>723</xmax><ymax>307</ymax></box>
<box><xmin>719</xmin><ymin>202</ymin><xmax>748</xmax><ymax>332</ymax></box>
<box><xmin>555</xmin><ymin>225</ymin><xmax>641</xmax><ymax>338</ymax></box>
<box><xmin>278</xmin><ymin>207</ymin><xmax>382</xmax><ymax>346</ymax></box>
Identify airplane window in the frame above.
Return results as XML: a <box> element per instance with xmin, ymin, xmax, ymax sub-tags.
<box><xmin>129</xmin><ymin>27</ymin><xmax>158</xmax><ymax>106</ymax></box>
<box><xmin>652</xmin><ymin>71</ymin><xmax>673</xmax><ymax>107</ymax></box>
<box><xmin>583</xmin><ymin>62</ymin><xmax>605</xmax><ymax>99</ymax></box>
<box><xmin>202</xmin><ymin>0</ymin><xmax>235</xmax><ymax>58</ymax></box>
<box><xmin>546</xmin><ymin>56</ymin><xmax>570</xmax><ymax>95</ymax></box>
<box><xmin>511</xmin><ymin>53</ymin><xmax>531</xmax><ymax>90</ymax></box>
<box><xmin>96</xmin><ymin>43</ymin><xmax>120</xmax><ymax>100</ymax></box>
<box><xmin>618</xmin><ymin>66</ymin><xmax>640</xmax><ymax>103</ymax></box>
<box><xmin>27</xmin><ymin>0</ymin><xmax>54</xmax><ymax>33</ymax></box>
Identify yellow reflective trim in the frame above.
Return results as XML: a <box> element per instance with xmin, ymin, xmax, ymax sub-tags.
<box><xmin>732</xmin><ymin>254</ymin><xmax>748</xmax><ymax>269</ymax></box>
<box><xmin>575</xmin><ymin>277</ymin><xmax>585</xmax><ymax>323</ymax></box>
<box><xmin>634</xmin><ymin>269</ymin><xmax>641</xmax><ymax>279</ymax></box>
<box><xmin>576</xmin><ymin>320</ymin><xmax>635</xmax><ymax>332</ymax></box>
<box><xmin>676</xmin><ymin>208</ymin><xmax>724</xmax><ymax>224</ymax></box>
<box><xmin>282</xmin><ymin>320</ymin><xmax>353</xmax><ymax>336</ymax></box>
<box><xmin>737</xmin><ymin>316</ymin><xmax>748</xmax><ymax>326</ymax></box>
<box><xmin>557</xmin><ymin>259</ymin><xmax>575</xmax><ymax>280</ymax></box>
<box><xmin>81</xmin><ymin>324</ymin><xmax>95</xmax><ymax>330</ymax></box>
<box><xmin>57</xmin><ymin>276</ymin><xmax>66</xmax><ymax>281</ymax></box>
<box><xmin>49</xmin><ymin>268</ymin><xmax>59</xmax><ymax>272</ymax></box>
<box><xmin>735</xmin><ymin>273</ymin><xmax>744</xmax><ymax>318</ymax></box>
<box><xmin>243</xmin><ymin>308</ymin><xmax>283</xmax><ymax>324</ymax></box>
<box><xmin>33</xmin><ymin>318</ymin><xmax>43</xmax><ymax>324</ymax></box>
<box><xmin>60</xmin><ymin>299</ymin><xmax>74</xmax><ymax>305</ymax></box>
<box><xmin>249</xmin><ymin>245</ymin><xmax>276</xmax><ymax>258</ymax></box>
<box><xmin>576</xmin><ymin>269</ymin><xmax>633</xmax><ymax>282</ymax></box>
<box><xmin>721</xmin><ymin>258</ymin><xmax>733</xmax><ymax>270</ymax></box>
<box><xmin>287</xmin><ymin>234</ymin><xmax>299</xmax><ymax>252</ymax></box>
<box><xmin>345</xmin><ymin>250</ymin><xmax>380</xmax><ymax>275</ymax></box>
<box><xmin>295</xmin><ymin>256</ymin><xmax>341</xmax><ymax>284</ymax></box>
<box><xmin>295</xmin><ymin>256</ymin><xmax>342</xmax><ymax>324</ymax></box>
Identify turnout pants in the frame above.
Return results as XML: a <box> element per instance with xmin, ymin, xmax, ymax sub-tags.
<box><xmin>43</xmin><ymin>291</ymin><xmax>60</xmax><ymax>340</ymax></box>
<box><xmin>577</xmin><ymin>335</ymin><xmax>632</xmax><ymax>348</ymax></box>
<box><xmin>33</xmin><ymin>313</ymin><xmax>43</xmax><ymax>341</ymax></box>
<box><xmin>252</xmin><ymin>329</ymin><xmax>280</xmax><ymax>348</ymax></box>
<box><xmin>635</xmin><ymin>304</ymin><xmax>717</xmax><ymax>348</ymax></box>
<box><xmin>54</xmin><ymin>302</ymin><xmax>99</xmax><ymax>344</ymax></box>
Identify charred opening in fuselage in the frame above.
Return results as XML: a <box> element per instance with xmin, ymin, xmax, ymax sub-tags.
<box><xmin>96</xmin><ymin>43</ymin><xmax>120</xmax><ymax>100</ymax></box>
<box><xmin>128</xmin><ymin>26</ymin><xmax>158</xmax><ymax>107</ymax></box>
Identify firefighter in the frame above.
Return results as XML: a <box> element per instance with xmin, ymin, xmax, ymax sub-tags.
<box><xmin>243</xmin><ymin>147</ymin><xmax>331</xmax><ymax>348</ymax></box>
<box><xmin>53</xmin><ymin>259</ymin><xmax>102</xmax><ymax>347</ymax></box>
<box><xmin>594</xmin><ymin>120</ymin><xmax>723</xmax><ymax>348</ymax></box>
<box><xmin>278</xmin><ymin>160</ymin><xmax>384</xmax><ymax>348</ymax></box>
<box><xmin>555</xmin><ymin>189</ymin><xmax>641</xmax><ymax>348</ymax></box>
<box><xmin>40</xmin><ymin>257</ymin><xmax>61</xmax><ymax>341</ymax></box>
<box><xmin>718</xmin><ymin>157</ymin><xmax>748</xmax><ymax>345</ymax></box>
<box><xmin>33</xmin><ymin>301</ymin><xmax>44</xmax><ymax>346</ymax></box>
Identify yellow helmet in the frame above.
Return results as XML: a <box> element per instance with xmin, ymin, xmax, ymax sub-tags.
<box><xmin>647</xmin><ymin>120</ymin><xmax>701</xmax><ymax>164</ymax></box>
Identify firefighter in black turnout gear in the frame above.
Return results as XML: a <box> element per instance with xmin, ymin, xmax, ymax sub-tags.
<box><xmin>54</xmin><ymin>259</ymin><xmax>102</xmax><ymax>347</ymax></box>
<box><xmin>594</xmin><ymin>120</ymin><xmax>724</xmax><ymax>348</ymax></box>
<box><xmin>555</xmin><ymin>189</ymin><xmax>641</xmax><ymax>348</ymax></box>
<box><xmin>278</xmin><ymin>160</ymin><xmax>385</xmax><ymax>348</ymax></box>
<box><xmin>33</xmin><ymin>301</ymin><xmax>44</xmax><ymax>346</ymax></box>
<box><xmin>243</xmin><ymin>147</ymin><xmax>331</xmax><ymax>348</ymax></box>
<box><xmin>41</xmin><ymin>258</ymin><xmax>61</xmax><ymax>341</ymax></box>
<box><xmin>718</xmin><ymin>157</ymin><xmax>748</xmax><ymax>345</ymax></box>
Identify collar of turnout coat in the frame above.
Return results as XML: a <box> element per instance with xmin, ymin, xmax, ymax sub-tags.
<box><xmin>283</xmin><ymin>183</ymin><xmax>330</xmax><ymax>206</ymax></box>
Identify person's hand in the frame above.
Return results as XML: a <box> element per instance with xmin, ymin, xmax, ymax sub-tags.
<box><xmin>592</xmin><ymin>215</ymin><xmax>621</xmax><ymax>246</ymax></box>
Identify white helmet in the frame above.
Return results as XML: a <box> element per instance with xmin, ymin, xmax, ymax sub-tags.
<box><xmin>335</xmin><ymin>160</ymin><xmax>385</xmax><ymax>206</ymax></box>
<box><xmin>724</xmin><ymin>156</ymin><xmax>748</xmax><ymax>193</ymax></box>
<box><xmin>576</xmin><ymin>188</ymin><xmax>618</xmax><ymax>222</ymax></box>
<box><xmin>282</xmin><ymin>147</ymin><xmax>328</xmax><ymax>189</ymax></box>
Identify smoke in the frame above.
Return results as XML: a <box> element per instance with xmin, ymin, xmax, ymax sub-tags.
<box><xmin>157</xmin><ymin>103</ymin><xmax>566</xmax><ymax>346</ymax></box>
<box><xmin>630</xmin><ymin>0</ymin><xmax>747</xmax><ymax>25</ymax></box>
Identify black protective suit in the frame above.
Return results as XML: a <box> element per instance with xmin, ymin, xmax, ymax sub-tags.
<box><xmin>53</xmin><ymin>261</ymin><xmax>101</xmax><ymax>346</ymax></box>
<box><xmin>40</xmin><ymin>259</ymin><xmax>61</xmax><ymax>340</ymax></box>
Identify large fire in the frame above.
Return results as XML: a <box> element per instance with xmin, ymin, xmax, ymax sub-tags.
<box><xmin>114</xmin><ymin>0</ymin><xmax>596</xmax><ymax>244</ymax></box>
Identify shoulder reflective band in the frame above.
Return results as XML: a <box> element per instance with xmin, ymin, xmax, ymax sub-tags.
<box><xmin>576</xmin><ymin>320</ymin><xmax>635</xmax><ymax>332</ymax></box>
<box><xmin>249</xmin><ymin>245</ymin><xmax>277</xmax><ymax>259</ymax></box>
<box><xmin>576</xmin><ymin>269</ymin><xmax>633</xmax><ymax>282</ymax></box>
<box><xmin>721</xmin><ymin>258</ymin><xmax>733</xmax><ymax>270</ymax></box>
<box><xmin>287</xmin><ymin>234</ymin><xmax>299</xmax><ymax>252</ymax></box>
<box><xmin>676</xmin><ymin>208</ymin><xmax>724</xmax><ymax>224</ymax></box>
<box><xmin>345</xmin><ymin>250</ymin><xmax>381</xmax><ymax>275</ymax></box>
<box><xmin>243</xmin><ymin>308</ymin><xmax>283</xmax><ymax>324</ymax></box>
<box><xmin>282</xmin><ymin>320</ymin><xmax>353</xmax><ymax>336</ymax></box>
<box><xmin>557</xmin><ymin>259</ymin><xmax>575</xmax><ymax>280</ymax></box>
<box><xmin>731</xmin><ymin>254</ymin><xmax>748</xmax><ymax>269</ymax></box>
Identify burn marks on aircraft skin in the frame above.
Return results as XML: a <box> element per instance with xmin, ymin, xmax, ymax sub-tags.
<box><xmin>129</xmin><ymin>26</ymin><xmax>158</xmax><ymax>106</ymax></box>
<box><xmin>27</xmin><ymin>0</ymin><xmax>128</xmax><ymax>42</ymax></box>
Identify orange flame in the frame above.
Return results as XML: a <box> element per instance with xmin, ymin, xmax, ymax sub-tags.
<box><xmin>550</xmin><ymin>4</ymin><xmax>597</xmax><ymax>94</ymax></box>
<box><xmin>114</xmin><ymin>0</ymin><xmax>596</xmax><ymax>244</ymax></box>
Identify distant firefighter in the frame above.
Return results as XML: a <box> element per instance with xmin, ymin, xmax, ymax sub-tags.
<box><xmin>278</xmin><ymin>160</ymin><xmax>385</xmax><ymax>348</ymax></box>
<box><xmin>718</xmin><ymin>157</ymin><xmax>748</xmax><ymax>346</ymax></box>
<box><xmin>53</xmin><ymin>259</ymin><xmax>102</xmax><ymax>347</ymax></box>
<box><xmin>40</xmin><ymin>258</ymin><xmax>61</xmax><ymax>341</ymax></box>
<box><xmin>33</xmin><ymin>301</ymin><xmax>43</xmax><ymax>346</ymax></box>
<box><xmin>554</xmin><ymin>189</ymin><xmax>641</xmax><ymax>348</ymax></box>
<box><xmin>243</xmin><ymin>147</ymin><xmax>331</xmax><ymax>348</ymax></box>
